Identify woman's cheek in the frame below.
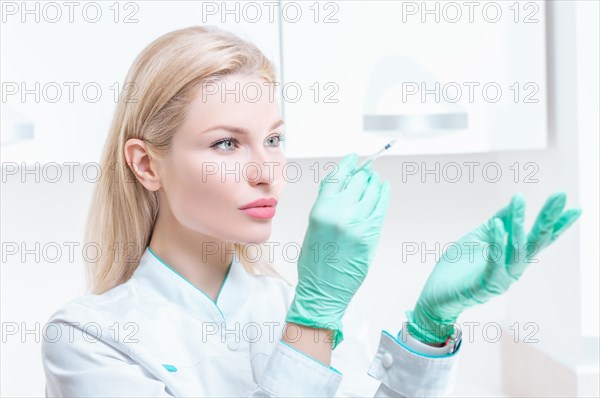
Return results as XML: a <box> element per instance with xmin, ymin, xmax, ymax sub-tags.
<box><xmin>275</xmin><ymin>157</ymin><xmax>288</xmax><ymax>184</ymax></box>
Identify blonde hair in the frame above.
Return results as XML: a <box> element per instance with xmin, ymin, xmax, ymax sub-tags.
<box><xmin>85</xmin><ymin>26</ymin><xmax>291</xmax><ymax>295</ymax></box>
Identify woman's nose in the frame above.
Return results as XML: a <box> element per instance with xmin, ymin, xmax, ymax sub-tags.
<box><xmin>245</xmin><ymin>152</ymin><xmax>282</xmax><ymax>186</ymax></box>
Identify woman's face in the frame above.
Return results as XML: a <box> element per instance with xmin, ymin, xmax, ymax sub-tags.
<box><xmin>158</xmin><ymin>74</ymin><xmax>287</xmax><ymax>244</ymax></box>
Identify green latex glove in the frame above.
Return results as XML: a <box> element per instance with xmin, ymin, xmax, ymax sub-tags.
<box><xmin>405</xmin><ymin>192</ymin><xmax>582</xmax><ymax>344</ymax></box>
<box><xmin>285</xmin><ymin>153</ymin><xmax>391</xmax><ymax>350</ymax></box>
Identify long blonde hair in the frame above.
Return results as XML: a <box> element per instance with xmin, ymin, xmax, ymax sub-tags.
<box><xmin>85</xmin><ymin>26</ymin><xmax>291</xmax><ymax>295</ymax></box>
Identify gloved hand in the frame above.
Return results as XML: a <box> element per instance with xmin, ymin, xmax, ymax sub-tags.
<box><xmin>405</xmin><ymin>192</ymin><xmax>582</xmax><ymax>344</ymax></box>
<box><xmin>285</xmin><ymin>153</ymin><xmax>391</xmax><ymax>350</ymax></box>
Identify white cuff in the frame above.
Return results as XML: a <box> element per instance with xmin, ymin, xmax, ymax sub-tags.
<box><xmin>398</xmin><ymin>327</ymin><xmax>455</xmax><ymax>356</ymax></box>
<box><xmin>257</xmin><ymin>339</ymin><xmax>343</xmax><ymax>397</ymax></box>
<box><xmin>367</xmin><ymin>330</ymin><xmax>460</xmax><ymax>397</ymax></box>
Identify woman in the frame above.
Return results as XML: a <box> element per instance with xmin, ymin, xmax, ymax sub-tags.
<box><xmin>41</xmin><ymin>26</ymin><xmax>581</xmax><ymax>397</ymax></box>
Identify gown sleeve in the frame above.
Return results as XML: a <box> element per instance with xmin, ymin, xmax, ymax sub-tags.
<box><xmin>252</xmin><ymin>301</ymin><xmax>462</xmax><ymax>397</ymax></box>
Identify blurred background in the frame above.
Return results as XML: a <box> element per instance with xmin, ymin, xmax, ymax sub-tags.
<box><xmin>1</xmin><ymin>1</ymin><xmax>598</xmax><ymax>396</ymax></box>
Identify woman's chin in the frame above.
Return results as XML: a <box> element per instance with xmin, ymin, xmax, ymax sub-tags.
<box><xmin>236</xmin><ymin>236</ymin><xmax>270</xmax><ymax>245</ymax></box>
<box><xmin>231</xmin><ymin>229</ymin><xmax>272</xmax><ymax>245</ymax></box>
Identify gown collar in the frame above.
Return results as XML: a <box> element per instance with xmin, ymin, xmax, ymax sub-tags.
<box><xmin>132</xmin><ymin>246</ymin><xmax>253</xmax><ymax>324</ymax></box>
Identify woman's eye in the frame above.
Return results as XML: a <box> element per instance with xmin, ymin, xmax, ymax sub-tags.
<box><xmin>211</xmin><ymin>138</ymin><xmax>239</xmax><ymax>152</ymax></box>
<box><xmin>211</xmin><ymin>133</ymin><xmax>286</xmax><ymax>152</ymax></box>
<box><xmin>267</xmin><ymin>133</ymin><xmax>286</xmax><ymax>147</ymax></box>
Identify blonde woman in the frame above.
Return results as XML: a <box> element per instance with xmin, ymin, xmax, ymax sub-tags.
<box><xmin>41</xmin><ymin>26</ymin><xmax>581</xmax><ymax>397</ymax></box>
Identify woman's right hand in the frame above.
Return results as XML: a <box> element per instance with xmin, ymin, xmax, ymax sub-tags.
<box><xmin>285</xmin><ymin>153</ymin><xmax>391</xmax><ymax>350</ymax></box>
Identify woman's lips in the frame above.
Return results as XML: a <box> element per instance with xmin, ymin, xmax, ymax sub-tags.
<box><xmin>240</xmin><ymin>206</ymin><xmax>276</xmax><ymax>219</ymax></box>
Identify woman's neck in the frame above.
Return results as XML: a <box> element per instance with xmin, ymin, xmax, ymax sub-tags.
<box><xmin>148</xmin><ymin>206</ymin><xmax>234</xmax><ymax>302</ymax></box>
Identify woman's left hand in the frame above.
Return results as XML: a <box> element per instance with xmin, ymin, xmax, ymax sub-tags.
<box><xmin>405</xmin><ymin>192</ymin><xmax>582</xmax><ymax>344</ymax></box>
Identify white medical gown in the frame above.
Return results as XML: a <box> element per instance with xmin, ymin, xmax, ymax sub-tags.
<box><xmin>42</xmin><ymin>247</ymin><xmax>461</xmax><ymax>397</ymax></box>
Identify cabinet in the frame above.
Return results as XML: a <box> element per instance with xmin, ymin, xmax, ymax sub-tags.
<box><xmin>1</xmin><ymin>1</ymin><xmax>547</xmax><ymax>164</ymax></box>
<box><xmin>0</xmin><ymin>1</ymin><xmax>281</xmax><ymax>165</ymax></box>
<box><xmin>279</xmin><ymin>1</ymin><xmax>548</xmax><ymax>158</ymax></box>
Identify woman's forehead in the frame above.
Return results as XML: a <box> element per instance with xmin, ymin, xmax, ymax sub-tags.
<box><xmin>198</xmin><ymin>74</ymin><xmax>279</xmax><ymax>105</ymax></box>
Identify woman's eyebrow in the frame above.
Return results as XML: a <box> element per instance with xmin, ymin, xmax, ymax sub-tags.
<box><xmin>200</xmin><ymin>120</ymin><xmax>285</xmax><ymax>135</ymax></box>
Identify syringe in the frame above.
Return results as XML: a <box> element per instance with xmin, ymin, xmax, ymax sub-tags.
<box><xmin>342</xmin><ymin>139</ymin><xmax>397</xmax><ymax>190</ymax></box>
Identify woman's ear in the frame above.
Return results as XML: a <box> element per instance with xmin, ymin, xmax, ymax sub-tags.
<box><xmin>124</xmin><ymin>138</ymin><xmax>162</xmax><ymax>192</ymax></box>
